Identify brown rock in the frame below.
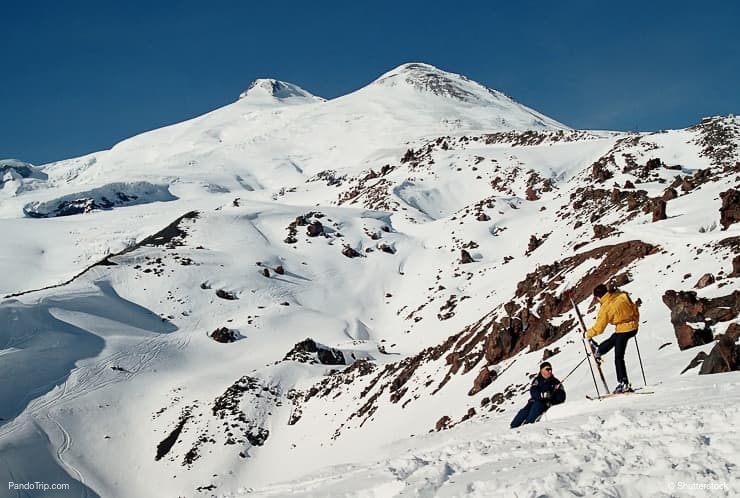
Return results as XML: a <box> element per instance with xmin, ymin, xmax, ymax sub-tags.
<box><xmin>652</xmin><ymin>199</ymin><xmax>667</xmax><ymax>222</ymax></box>
<box><xmin>699</xmin><ymin>334</ymin><xmax>740</xmax><ymax>374</ymax></box>
<box><xmin>662</xmin><ymin>290</ymin><xmax>740</xmax><ymax>350</ymax></box>
<box><xmin>526</xmin><ymin>187</ymin><xmax>540</xmax><ymax>201</ymax></box>
<box><xmin>435</xmin><ymin>415</ymin><xmax>452</xmax><ymax>431</ymax></box>
<box><xmin>460</xmin><ymin>407</ymin><xmax>477</xmax><ymax>423</ymax></box>
<box><xmin>460</xmin><ymin>249</ymin><xmax>474</xmax><ymax>264</ymax></box>
<box><xmin>262</xmin><ymin>268</ymin><xmax>270</xmax><ymax>278</ymax></box>
<box><xmin>468</xmin><ymin>367</ymin><xmax>496</xmax><ymax>396</ymax></box>
<box><xmin>719</xmin><ymin>188</ymin><xmax>740</xmax><ymax>230</ymax></box>
<box><xmin>695</xmin><ymin>273</ymin><xmax>715</xmax><ymax>289</ymax></box>
<box><xmin>275</xmin><ymin>265</ymin><xmax>285</xmax><ymax>275</ymax></box>
<box><xmin>476</xmin><ymin>213</ymin><xmax>491</xmax><ymax>221</ymax></box>
<box><xmin>662</xmin><ymin>187</ymin><xmax>678</xmax><ymax>201</ymax></box>
<box><xmin>731</xmin><ymin>255</ymin><xmax>740</xmax><ymax>277</ymax></box>
<box><xmin>593</xmin><ymin>224</ymin><xmax>615</xmax><ymax>239</ymax></box>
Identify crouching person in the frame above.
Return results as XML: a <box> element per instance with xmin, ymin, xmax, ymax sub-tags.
<box><xmin>510</xmin><ymin>361</ymin><xmax>566</xmax><ymax>428</ymax></box>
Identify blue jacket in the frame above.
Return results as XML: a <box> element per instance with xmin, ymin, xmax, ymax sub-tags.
<box><xmin>529</xmin><ymin>373</ymin><xmax>566</xmax><ymax>406</ymax></box>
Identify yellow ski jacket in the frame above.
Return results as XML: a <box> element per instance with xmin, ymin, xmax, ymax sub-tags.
<box><xmin>586</xmin><ymin>292</ymin><xmax>640</xmax><ymax>338</ymax></box>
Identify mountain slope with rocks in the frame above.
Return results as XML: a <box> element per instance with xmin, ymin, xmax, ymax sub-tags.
<box><xmin>1</xmin><ymin>63</ymin><xmax>738</xmax><ymax>498</ymax></box>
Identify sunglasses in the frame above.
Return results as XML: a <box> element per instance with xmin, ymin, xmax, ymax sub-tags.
<box><xmin>543</xmin><ymin>367</ymin><xmax>552</xmax><ymax>371</ymax></box>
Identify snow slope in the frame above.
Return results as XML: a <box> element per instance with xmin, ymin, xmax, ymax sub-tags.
<box><xmin>0</xmin><ymin>63</ymin><xmax>738</xmax><ymax>498</ymax></box>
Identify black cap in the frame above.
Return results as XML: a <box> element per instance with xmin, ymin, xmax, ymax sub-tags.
<box><xmin>540</xmin><ymin>361</ymin><xmax>552</xmax><ymax>370</ymax></box>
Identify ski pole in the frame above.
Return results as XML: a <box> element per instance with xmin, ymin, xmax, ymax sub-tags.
<box><xmin>559</xmin><ymin>355</ymin><xmax>588</xmax><ymax>385</ymax></box>
<box><xmin>570</xmin><ymin>298</ymin><xmax>602</xmax><ymax>398</ymax></box>
<box><xmin>634</xmin><ymin>336</ymin><xmax>647</xmax><ymax>387</ymax></box>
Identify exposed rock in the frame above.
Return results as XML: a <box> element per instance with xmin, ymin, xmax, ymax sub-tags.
<box><xmin>662</xmin><ymin>187</ymin><xmax>678</xmax><ymax>201</ymax></box>
<box><xmin>460</xmin><ymin>249</ymin><xmax>474</xmax><ymax>264</ymax></box>
<box><xmin>307</xmin><ymin>220</ymin><xmax>324</xmax><ymax>237</ymax></box>
<box><xmin>210</xmin><ymin>327</ymin><xmax>241</xmax><ymax>343</ymax></box>
<box><xmin>719</xmin><ymin>188</ymin><xmax>740</xmax><ymax>230</ymax></box>
<box><xmin>460</xmin><ymin>407</ymin><xmax>476</xmax><ymax>423</ymax></box>
<box><xmin>275</xmin><ymin>265</ymin><xmax>285</xmax><ymax>275</ymax></box>
<box><xmin>262</xmin><ymin>268</ymin><xmax>270</xmax><ymax>278</ymax></box>
<box><xmin>435</xmin><ymin>415</ymin><xmax>451</xmax><ymax>431</ymax></box>
<box><xmin>624</xmin><ymin>180</ymin><xmax>635</xmax><ymax>189</ymax></box>
<box><xmin>681</xmin><ymin>352</ymin><xmax>707</xmax><ymax>374</ymax></box>
<box><xmin>378</xmin><ymin>243</ymin><xmax>395</xmax><ymax>254</ymax></box>
<box><xmin>476</xmin><ymin>212</ymin><xmax>490</xmax><ymax>221</ymax></box>
<box><xmin>699</xmin><ymin>324</ymin><xmax>740</xmax><ymax>374</ymax></box>
<box><xmin>652</xmin><ymin>199</ymin><xmax>667</xmax><ymax>222</ymax></box>
<box><xmin>732</xmin><ymin>255</ymin><xmax>740</xmax><ymax>277</ymax></box>
<box><xmin>216</xmin><ymin>289</ymin><xmax>238</xmax><ymax>300</ymax></box>
<box><xmin>593</xmin><ymin>224</ymin><xmax>616</xmax><ymax>239</ymax></box>
<box><xmin>468</xmin><ymin>367</ymin><xmax>496</xmax><ymax>396</ymax></box>
<box><xmin>527</xmin><ymin>235</ymin><xmax>542</xmax><ymax>254</ymax></box>
<box><xmin>695</xmin><ymin>273</ymin><xmax>715</xmax><ymax>289</ymax></box>
<box><xmin>542</xmin><ymin>347</ymin><xmax>560</xmax><ymax>361</ymax></box>
<box><xmin>342</xmin><ymin>245</ymin><xmax>361</xmax><ymax>258</ymax></box>
<box><xmin>283</xmin><ymin>338</ymin><xmax>346</xmax><ymax>365</ymax></box>
<box><xmin>662</xmin><ymin>290</ymin><xmax>740</xmax><ymax>350</ymax></box>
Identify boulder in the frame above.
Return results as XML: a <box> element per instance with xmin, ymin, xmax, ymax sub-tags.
<box><xmin>210</xmin><ymin>327</ymin><xmax>241</xmax><ymax>343</ymax></box>
<box><xmin>695</xmin><ymin>273</ymin><xmax>715</xmax><ymax>289</ymax></box>
<box><xmin>719</xmin><ymin>188</ymin><xmax>740</xmax><ymax>230</ymax></box>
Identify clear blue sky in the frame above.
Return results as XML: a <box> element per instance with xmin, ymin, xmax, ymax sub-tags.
<box><xmin>2</xmin><ymin>0</ymin><xmax>738</xmax><ymax>165</ymax></box>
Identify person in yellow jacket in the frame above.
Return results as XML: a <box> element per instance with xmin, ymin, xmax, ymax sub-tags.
<box><xmin>586</xmin><ymin>284</ymin><xmax>640</xmax><ymax>393</ymax></box>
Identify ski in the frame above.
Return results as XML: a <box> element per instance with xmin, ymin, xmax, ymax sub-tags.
<box><xmin>571</xmin><ymin>298</ymin><xmax>610</xmax><ymax>394</ymax></box>
<box><xmin>586</xmin><ymin>390</ymin><xmax>654</xmax><ymax>400</ymax></box>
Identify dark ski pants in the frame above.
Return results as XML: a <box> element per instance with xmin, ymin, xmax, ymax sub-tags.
<box><xmin>597</xmin><ymin>329</ymin><xmax>637</xmax><ymax>384</ymax></box>
<box><xmin>510</xmin><ymin>400</ymin><xmax>547</xmax><ymax>428</ymax></box>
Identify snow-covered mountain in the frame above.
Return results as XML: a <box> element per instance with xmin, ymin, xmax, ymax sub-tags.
<box><xmin>1</xmin><ymin>63</ymin><xmax>738</xmax><ymax>498</ymax></box>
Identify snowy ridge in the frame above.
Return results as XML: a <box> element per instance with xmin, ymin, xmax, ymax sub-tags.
<box><xmin>0</xmin><ymin>64</ymin><xmax>738</xmax><ymax>497</ymax></box>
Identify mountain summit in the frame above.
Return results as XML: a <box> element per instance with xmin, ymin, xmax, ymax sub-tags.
<box><xmin>238</xmin><ymin>78</ymin><xmax>324</xmax><ymax>104</ymax></box>
<box><xmin>366</xmin><ymin>62</ymin><xmax>568</xmax><ymax>130</ymax></box>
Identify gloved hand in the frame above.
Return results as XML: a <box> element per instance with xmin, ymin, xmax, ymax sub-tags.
<box><xmin>541</xmin><ymin>391</ymin><xmax>551</xmax><ymax>400</ymax></box>
<box><xmin>589</xmin><ymin>339</ymin><xmax>600</xmax><ymax>351</ymax></box>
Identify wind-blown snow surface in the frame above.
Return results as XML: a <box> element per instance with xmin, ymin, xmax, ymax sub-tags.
<box><xmin>0</xmin><ymin>63</ymin><xmax>738</xmax><ymax>497</ymax></box>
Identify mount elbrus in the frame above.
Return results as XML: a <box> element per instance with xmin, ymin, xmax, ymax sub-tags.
<box><xmin>1</xmin><ymin>63</ymin><xmax>738</xmax><ymax>497</ymax></box>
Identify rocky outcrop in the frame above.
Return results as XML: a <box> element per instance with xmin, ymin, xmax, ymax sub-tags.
<box><xmin>460</xmin><ymin>249</ymin><xmax>474</xmax><ymax>264</ymax></box>
<box><xmin>652</xmin><ymin>199</ymin><xmax>667</xmax><ymax>222</ymax></box>
<box><xmin>468</xmin><ymin>367</ymin><xmax>496</xmax><ymax>396</ymax></box>
<box><xmin>695</xmin><ymin>273</ymin><xmax>715</xmax><ymax>289</ymax></box>
<box><xmin>662</xmin><ymin>290</ymin><xmax>740</xmax><ymax>350</ymax></box>
<box><xmin>719</xmin><ymin>188</ymin><xmax>739</xmax><ymax>230</ymax></box>
<box><xmin>699</xmin><ymin>323</ymin><xmax>740</xmax><ymax>374</ymax></box>
<box><xmin>283</xmin><ymin>339</ymin><xmax>346</xmax><ymax>365</ymax></box>
<box><xmin>210</xmin><ymin>327</ymin><xmax>241</xmax><ymax>343</ymax></box>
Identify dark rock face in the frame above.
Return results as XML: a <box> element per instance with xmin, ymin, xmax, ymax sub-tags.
<box><xmin>700</xmin><ymin>323</ymin><xmax>740</xmax><ymax>374</ymax></box>
<box><xmin>593</xmin><ymin>224</ymin><xmax>616</xmax><ymax>239</ymax></box>
<box><xmin>662</xmin><ymin>290</ymin><xmax>740</xmax><ymax>350</ymax></box>
<box><xmin>342</xmin><ymin>245</ymin><xmax>361</xmax><ymax>258</ymax></box>
<box><xmin>283</xmin><ymin>338</ymin><xmax>346</xmax><ymax>365</ymax></box>
<box><xmin>652</xmin><ymin>199</ymin><xmax>667</xmax><ymax>222</ymax></box>
<box><xmin>210</xmin><ymin>327</ymin><xmax>241</xmax><ymax>343</ymax></box>
<box><xmin>460</xmin><ymin>249</ymin><xmax>474</xmax><ymax>264</ymax></box>
<box><xmin>468</xmin><ymin>367</ymin><xmax>496</xmax><ymax>396</ymax></box>
<box><xmin>216</xmin><ymin>289</ymin><xmax>238</xmax><ymax>300</ymax></box>
<box><xmin>719</xmin><ymin>189</ymin><xmax>740</xmax><ymax>230</ymax></box>
<box><xmin>662</xmin><ymin>187</ymin><xmax>678</xmax><ymax>201</ymax></box>
<box><xmin>695</xmin><ymin>273</ymin><xmax>715</xmax><ymax>289</ymax></box>
<box><xmin>527</xmin><ymin>235</ymin><xmax>542</xmax><ymax>253</ymax></box>
<box><xmin>732</xmin><ymin>255</ymin><xmax>740</xmax><ymax>277</ymax></box>
<box><xmin>435</xmin><ymin>415</ymin><xmax>451</xmax><ymax>431</ymax></box>
<box><xmin>307</xmin><ymin>220</ymin><xmax>324</xmax><ymax>237</ymax></box>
